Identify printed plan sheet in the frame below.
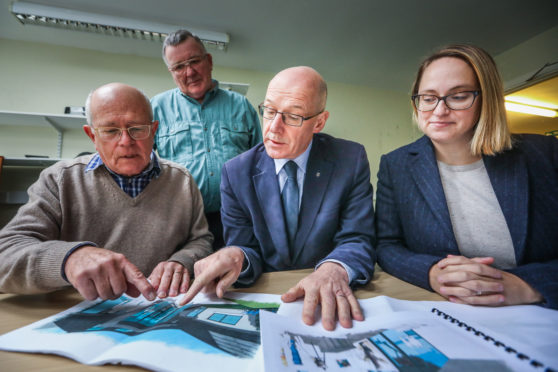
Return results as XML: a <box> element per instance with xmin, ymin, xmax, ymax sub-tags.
<box><xmin>262</xmin><ymin>295</ymin><xmax>558</xmax><ymax>372</ymax></box>
<box><xmin>0</xmin><ymin>292</ymin><xmax>281</xmax><ymax>371</ymax></box>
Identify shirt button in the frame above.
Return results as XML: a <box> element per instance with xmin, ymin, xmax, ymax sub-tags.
<box><xmin>210</xmin><ymin>172</ymin><xmax>214</xmax><ymax>176</ymax></box>
<box><xmin>207</xmin><ymin>148</ymin><xmax>210</xmax><ymax>152</ymax></box>
<box><xmin>204</xmin><ymin>126</ymin><xmax>208</xmax><ymax>131</ymax></box>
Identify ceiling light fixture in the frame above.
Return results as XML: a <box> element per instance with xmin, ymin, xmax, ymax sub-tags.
<box><xmin>505</xmin><ymin>96</ymin><xmax>558</xmax><ymax>110</ymax></box>
<box><xmin>505</xmin><ymin>102</ymin><xmax>557</xmax><ymax>118</ymax></box>
<box><xmin>11</xmin><ymin>1</ymin><xmax>229</xmax><ymax>50</ymax></box>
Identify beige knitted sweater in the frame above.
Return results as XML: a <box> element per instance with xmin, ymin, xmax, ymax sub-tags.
<box><xmin>0</xmin><ymin>155</ymin><xmax>213</xmax><ymax>294</ymax></box>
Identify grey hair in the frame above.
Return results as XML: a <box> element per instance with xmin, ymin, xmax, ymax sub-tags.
<box><xmin>85</xmin><ymin>85</ymin><xmax>153</xmax><ymax>127</ymax></box>
<box><xmin>162</xmin><ymin>29</ymin><xmax>207</xmax><ymax>65</ymax></box>
<box><xmin>316</xmin><ymin>77</ymin><xmax>328</xmax><ymax>112</ymax></box>
<box><xmin>85</xmin><ymin>91</ymin><xmax>94</xmax><ymax>126</ymax></box>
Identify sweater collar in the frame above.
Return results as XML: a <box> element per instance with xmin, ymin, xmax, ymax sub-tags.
<box><xmin>85</xmin><ymin>151</ymin><xmax>161</xmax><ymax>179</ymax></box>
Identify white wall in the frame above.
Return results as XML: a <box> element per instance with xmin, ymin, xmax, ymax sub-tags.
<box><xmin>0</xmin><ymin>38</ymin><xmax>415</xmax><ymax>187</ymax></box>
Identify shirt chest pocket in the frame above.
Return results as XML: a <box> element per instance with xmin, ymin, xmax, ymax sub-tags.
<box><xmin>156</xmin><ymin>122</ymin><xmax>193</xmax><ymax>163</ymax></box>
<box><xmin>219</xmin><ymin>121</ymin><xmax>251</xmax><ymax>160</ymax></box>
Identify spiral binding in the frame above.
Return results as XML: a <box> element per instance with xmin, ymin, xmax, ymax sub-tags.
<box><xmin>430</xmin><ymin>308</ymin><xmax>555</xmax><ymax>372</ymax></box>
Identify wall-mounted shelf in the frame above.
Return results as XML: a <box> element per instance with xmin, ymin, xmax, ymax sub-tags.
<box><xmin>0</xmin><ymin>110</ymin><xmax>86</xmax><ymax>158</ymax></box>
<box><xmin>0</xmin><ymin>191</ymin><xmax>28</xmax><ymax>204</ymax></box>
<box><xmin>3</xmin><ymin>157</ymin><xmax>61</xmax><ymax>167</ymax></box>
<box><xmin>0</xmin><ymin>158</ymin><xmax>63</xmax><ymax>205</ymax></box>
<box><xmin>220</xmin><ymin>82</ymin><xmax>250</xmax><ymax>96</ymax></box>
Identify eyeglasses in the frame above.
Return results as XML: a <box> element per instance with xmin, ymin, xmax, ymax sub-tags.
<box><xmin>258</xmin><ymin>104</ymin><xmax>323</xmax><ymax>127</ymax></box>
<box><xmin>412</xmin><ymin>91</ymin><xmax>480</xmax><ymax>111</ymax></box>
<box><xmin>168</xmin><ymin>54</ymin><xmax>207</xmax><ymax>73</ymax></box>
<box><xmin>92</xmin><ymin>124</ymin><xmax>153</xmax><ymax>141</ymax></box>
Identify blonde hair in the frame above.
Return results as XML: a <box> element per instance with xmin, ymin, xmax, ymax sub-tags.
<box><xmin>411</xmin><ymin>44</ymin><xmax>512</xmax><ymax>155</ymax></box>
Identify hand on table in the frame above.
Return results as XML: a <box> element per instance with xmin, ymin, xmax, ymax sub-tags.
<box><xmin>177</xmin><ymin>246</ymin><xmax>245</xmax><ymax>306</ymax></box>
<box><xmin>65</xmin><ymin>246</ymin><xmax>155</xmax><ymax>301</ymax></box>
<box><xmin>430</xmin><ymin>255</ymin><xmax>543</xmax><ymax>306</ymax></box>
<box><xmin>281</xmin><ymin>262</ymin><xmax>363</xmax><ymax>331</ymax></box>
<box><xmin>148</xmin><ymin>261</ymin><xmax>189</xmax><ymax>298</ymax></box>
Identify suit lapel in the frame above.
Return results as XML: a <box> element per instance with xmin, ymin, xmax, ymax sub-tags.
<box><xmin>409</xmin><ymin>137</ymin><xmax>457</xmax><ymax>246</ymax></box>
<box><xmin>253</xmin><ymin>152</ymin><xmax>292</xmax><ymax>265</ymax></box>
<box><xmin>483</xmin><ymin>149</ymin><xmax>529</xmax><ymax>259</ymax></box>
<box><xmin>293</xmin><ymin>140</ymin><xmax>333</xmax><ymax>262</ymax></box>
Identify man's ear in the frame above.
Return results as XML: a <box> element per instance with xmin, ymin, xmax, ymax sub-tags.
<box><xmin>83</xmin><ymin>125</ymin><xmax>96</xmax><ymax>143</ymax></box>
<box><xmin>312</xmin><ymin>111</ymin><xmax>329</xmax><ymax>134</ymax></box>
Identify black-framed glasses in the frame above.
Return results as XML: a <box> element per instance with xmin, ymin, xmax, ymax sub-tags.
<box><xmin>92</xmin><ymin>124</ymin><xmax>153</xmax><ymax>141</ymax></box>
<box><xmin>258</xmin><ymin>104</ymin><xmax>323</xmax><ymax>127</ymax></box>
<box><xmin>412</xmin><ymin>91</ymin><xmax>480</xmax><ymax>111</ymax></box>
<box><xmin>168</xmin><ymin>54</ymin><xmax>207</xmax><ymax>73</ymax></box>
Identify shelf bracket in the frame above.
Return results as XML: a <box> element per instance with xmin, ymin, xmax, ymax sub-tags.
<box><xmin>44</xmin><ymin>117</ymin><xmax>64</xmax><ymax>158</ymax></box>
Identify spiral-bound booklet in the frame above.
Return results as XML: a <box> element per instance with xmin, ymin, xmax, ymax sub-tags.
<box><xmin>262</xmin><ymin>295</ymin><xmax>558</xmax><ymax>372</ymax></box>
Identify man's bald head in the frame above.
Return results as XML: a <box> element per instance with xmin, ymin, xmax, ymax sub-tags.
<box><xmin>262</xmin><ymin>66</ymin><xmax>329</xmax><ymax>159</ymax></box>
<box><xmin>83</xmin><ymin>82</ymin><xmax>158</xmax><ymax>177</ymax></box>
<box><xmin>268</xmin><ymin>66</ymin><xmax>328</xmax><ymax>112</ymax></box>
<box><xmin>85</xmin><ymin>83</ymin><xmax>153</xmax><ymax>127</ymax></box>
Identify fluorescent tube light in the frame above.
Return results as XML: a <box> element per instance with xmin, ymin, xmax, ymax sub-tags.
<box><xmin>505</xmin><ymin>96</ymin><xmax>558</xmax><ymax>110</ymax></box>
<box><xmin>505</xmin><ymin>102</ymin><xmax>557</xmax><ymax>118</ymax></box>
<box><xmin>11</xmin><ymin>1</ymin><xmax>229</xmax><ymax>50</ymax></box>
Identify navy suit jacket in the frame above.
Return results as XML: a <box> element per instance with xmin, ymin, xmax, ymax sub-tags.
<box><xmin>221</xmin><ymin>133</ymin><xmax>376</xmax><ymax>285</ymax></box>
<box><xmin>375</xmin><ymin>134</ymin><xmax>558</xmax><ymax>308</ymax></box>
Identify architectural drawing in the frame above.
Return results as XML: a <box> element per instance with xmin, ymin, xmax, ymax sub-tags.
<box><xmin>44</xmin><ymin>296</ymin><xmax>278</xmax><ymax>358</ymax></box>
<box><xmin>280</xmin><ymin>328</ymin><xmax>446</xmax><ymax>371</ymax></box>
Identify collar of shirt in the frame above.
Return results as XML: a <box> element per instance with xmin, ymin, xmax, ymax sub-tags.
<box><xmin>274</xmin><ymin>141</ymin><xmax>313</xmax><ymax>206</ymax></box>
<box><xmin>274</xmin><ymin>140</ymin><xmax>313</xmax><ymax>176</ymax></box>
<box><xmin>178</xmin><ymin>79</ymin><xmax>219</xmax><ymax>106</ymax></box>
<box><xmin>85</xmin><ymin>151</ymin><xmax>161</xmax><ymax>197</ymax></box>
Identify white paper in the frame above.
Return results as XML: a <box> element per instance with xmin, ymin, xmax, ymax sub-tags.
<box><xmin>0</xmin><ymin>292</ymin><xmax>281</xmax><ymax>372</ymax></box>
<box><xmin>268</xmin><ymin>295</ymin><xmax>558</xmax><ymax>371</ymax></box>
<box><xmin>386</xmin><ymin>296</ymin><xmax>558</xmax><ymax>367</ymax></box>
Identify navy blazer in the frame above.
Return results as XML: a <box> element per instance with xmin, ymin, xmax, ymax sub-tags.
<box><xmin>221</xmin><ymin>133</ymin><xmax>376</xmax><ymax>285</ymax></box>
<box><xmin>375</xmin><ymin>134</ymin><xmax>558</xmax><ymax>308</ymax></box>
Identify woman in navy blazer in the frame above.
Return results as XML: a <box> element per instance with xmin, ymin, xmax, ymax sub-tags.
<box><xmin>375</xmin><ymin>44</ymin><xmax>558</xmax><ymax>309</ymax></box>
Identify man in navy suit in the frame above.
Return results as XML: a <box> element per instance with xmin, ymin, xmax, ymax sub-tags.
<box><xmin>180</xmin><ymin>66</ymin><xmax>375</xmax><ymax>330</ymax></box>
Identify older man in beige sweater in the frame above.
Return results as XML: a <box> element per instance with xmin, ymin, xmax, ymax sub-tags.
<box><xmin>0</xmin><ymin>83</ymin><xmax>213</xmax><ymax>301</ymax></box>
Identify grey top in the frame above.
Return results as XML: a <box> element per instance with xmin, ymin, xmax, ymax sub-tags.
<box><xmin>438</xmin><ymin>159</ymin><xmax>516</xmax><ymax>269</ymax></box>
<box><xmin>0</xmin><ymin>155</ymin><xmax>213</xmax><ymax>294</ymax></box>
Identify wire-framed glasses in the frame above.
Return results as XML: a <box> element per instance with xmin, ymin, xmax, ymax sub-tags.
<box><xmin>93</xmin><ymin>124</ymin><xmax>153</xmax><ymax>141</ymax></box>
<box><xmin>412</xmin><ymin>91</ymin><xmax>480</xmax><ymax>111</ymax></box>
<box><xmin>168</xmin><ymin>54</ymin><xmax>207</xmax><ymax>73</ymax></box>
<box><xmin>258</xmin><ymin>104</ymin><xmax>323</xmax><ymax>127</ymax></box>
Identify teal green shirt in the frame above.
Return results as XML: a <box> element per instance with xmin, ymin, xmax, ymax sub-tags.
<box><xmin>152</xmin><ymin>81</ymin><xmax>262</xmax><ymax>213</ymax></box>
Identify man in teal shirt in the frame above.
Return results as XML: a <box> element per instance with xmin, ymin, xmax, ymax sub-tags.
<box><xmin>152</xmin><ymin>30</ymin><xmax>262</xmax><ymax>248</ymax></box>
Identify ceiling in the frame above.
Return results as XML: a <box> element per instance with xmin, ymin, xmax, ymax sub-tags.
<box><xmin>2</xmin><ymin>0</ymin><xmax>558</xmax><ymax>90</ymax></box>
<box><xmin>1</xmin><ymin>0</ymin><xmax>557</xmax><ymax>133</ymax></box>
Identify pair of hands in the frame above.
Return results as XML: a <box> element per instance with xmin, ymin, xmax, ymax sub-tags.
<box><xmin>178</xmin><ymin>247</ymin><xmax>362</xmax><ymax>331</ymax></box>
<box><xmin>65</xmin><ymin>246</ymin><xmax>189</xmax><ymax>301</ymax></box>
<box><xmin>429</xmin><ymin>254</ymin><xmax>543</xmax><ymax>306</ymax></box>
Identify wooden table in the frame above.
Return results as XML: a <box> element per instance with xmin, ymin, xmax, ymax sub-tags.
<box><xmin>0</xmin><ymin>268</ymin><xmax>443</xmax><ymax>371</ymax></box>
